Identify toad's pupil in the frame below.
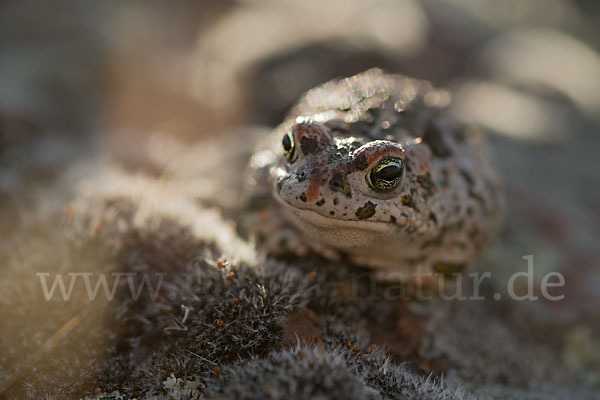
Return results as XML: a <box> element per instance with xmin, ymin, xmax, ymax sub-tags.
<box><xmin>377</xmin><ymin>165</ymin><xmax>402</xmax><ymax>181</ymax></box>
<box><xmin>282</xmin><ymin>134</ymin><xmax>292</xmax><ymax>152</ymax></box>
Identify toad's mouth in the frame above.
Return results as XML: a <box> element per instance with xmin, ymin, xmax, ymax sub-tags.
<box><xmin>273</xmin><ymin>192</ymin><xmax>402</xmax><ymax>234</ymax></box>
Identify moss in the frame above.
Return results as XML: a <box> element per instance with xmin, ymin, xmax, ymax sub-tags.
<box><xmin>0</xmin><ymin>195</ymin><xmax>311</xmax><ymax>399</ymax></box>
<box><xmin>203</xmin><ymin>347</ymin><xmax>379</xmax><ymax>400</ymax></box>
<box><xmin>203</xmin><ymin>345</ymin><xmax>474</xmax><ymax>400</ymax></box>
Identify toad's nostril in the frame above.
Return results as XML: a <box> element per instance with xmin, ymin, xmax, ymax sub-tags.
<box><xmin>297</xmin><ymin>166</ymin><xmax>308</xmax><ymax>182</ymax></box>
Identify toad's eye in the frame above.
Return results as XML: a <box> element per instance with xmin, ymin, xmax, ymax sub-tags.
<box><xmin>367</xmin><ymin>157</ymin><xmax>404</xmax><ymax>192</ymax></box>
<box><xmin>282</xmin><ymin>132</ymin><xmax>298</xmax><ymax>163</ymax></box>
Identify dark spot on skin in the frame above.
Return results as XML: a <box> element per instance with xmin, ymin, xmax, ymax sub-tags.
<box><xmin>300</xmin><ymin>136</ymin><xmax>320</xmax><ymax>155</ymax></box>
<box><xmin>466</xmin><ymin>207</ymin><xmax>474</xmax><ymax>216</ymax></box>
<box><xmin>316</xmin><ymin>198</ymin><xmax>325</xmax><ymax>206</ymax></box>
<box><xmin>401</xmin><ymin>194</ymin><xmax>416</xmax><ymax>208</ymax></box>
<box><xmin>299</xmin><ymin>193</ymin><xmax>307</xmax><ymax>202</ymax></box>
<box><xmin>429</xmin><ymin>212</ymin><xmax>438</xmax><ymax>224</ymax></box>
<box><xmin>423</xmin><ymin>121</ymin><xmax>452</xmax><ymax>158</ymax></box>
<box><xmin>351</xmin><ymin>153</ymin><xmax>369</xmax><ymax>171</ymax></box>
<box><xmin>468</xmin><ymin>229</ymin><xmax>479</xmax><ymax>240</ymax></box>
<box><xmin>433</xmin><ymin>262</ymin><xmax>466</xmax><ymax>278</ymax></box>
<box><xmin>333</xmin><ymin>198</ymin><xmax>339</xmax><ymax>205</ymax></box>
<box><xmin>390</xmin><ymin>215</ymin><xmax>397</xmax><ymax>223</ymax></box>
<box><xmin>355</xmin><ymin>201</ymin><xmax>377</xmax><ymax>220</ymax></box>
<box><xmin>329</xmin><ymin>173</ymin><xmax>352</xmax><ymax>198</ymax></box>
<box><xmin>468</xmin><ymin>189</ymin><xmax>486</xmax><ymax>207</ymax></box>
<box><xmin>329</xmin><ymin>211</ymin><xmax>335</xmax><ymax>216</ymax></box>
<box><xmin>460</xmin><ymin>169</ymin><xmax>474</xmax><ymax>186</ymax></box>
<box><xmin>300</xmin><ymin>136</ymin><xmax>322</xmax><ymax>155</ymax></box>
<box><xmin>417</xmin><ymin>173</ymin><xmax>436</xmax><ymax>197</ymax></box>
<box><xmin>342</xmin><ymin>213</ymin><xmax>347</xmax><ymax>217</ymax></box>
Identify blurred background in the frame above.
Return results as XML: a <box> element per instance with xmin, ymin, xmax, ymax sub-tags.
<box><xmin>1</xmin><ymin>0</ymin><xmax>600</xmax><ymax>396</ymax></box>
<box><xmin>3</xmin><ymin>0</ymin><xmax>600</xmax><ymax>142</ymax></box>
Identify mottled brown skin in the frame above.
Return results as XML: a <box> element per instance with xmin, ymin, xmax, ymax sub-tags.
<box><xmin>246</xmin><ymin>69</ymin><xmax>503</xmax><ymax>282</ymax></box>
